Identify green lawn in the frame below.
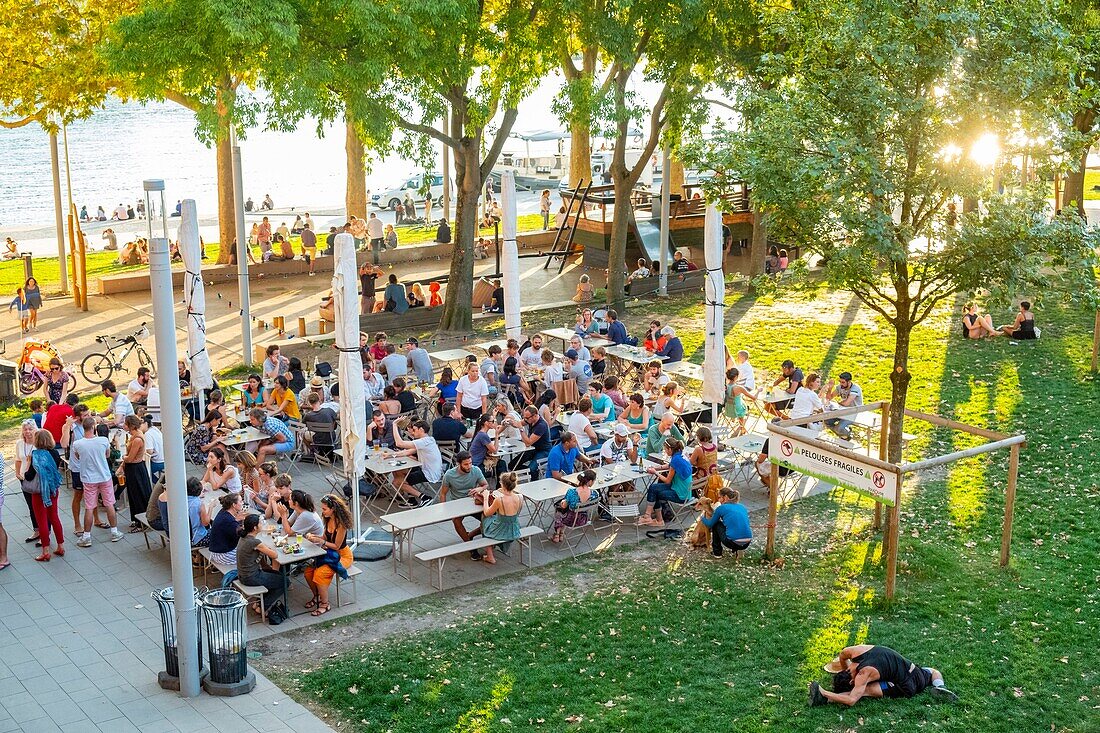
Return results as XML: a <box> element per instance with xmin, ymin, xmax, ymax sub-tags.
<box><xmin>10</xmin><ymin>213</ymin><xmax>547</xmax><ymax>296</ymax></box>
<box><xmin>258</xmin><ymin>290</ymin><xmax>1099</xmax><ymax>732</ymax></box>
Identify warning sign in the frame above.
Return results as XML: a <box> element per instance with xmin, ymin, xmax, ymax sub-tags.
<box><xmin>769</xmin><ymin>432</ymin><xmax>899</xmax><ymax>506</ymax></box>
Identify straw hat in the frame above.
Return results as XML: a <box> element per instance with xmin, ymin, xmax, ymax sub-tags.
<box><xmin>824</xmin><ymin>658</ymin><xmax>844</xmax><ymax>674</ymax></box>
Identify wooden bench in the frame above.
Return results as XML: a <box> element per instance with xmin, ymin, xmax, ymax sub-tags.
<box><xmin>625</xmin><ymin>269</ymin><xmax>706</xmax><ymax>298</ymax></box>
<box><xmin>233</xmin><ymin>580</ymin><xmax>271</xmax><ymax>624</ymax></box>
<box><xmin>415</xmin><ymin>526</ymin><xmax>543</xmax><ymax>590</ymax></box>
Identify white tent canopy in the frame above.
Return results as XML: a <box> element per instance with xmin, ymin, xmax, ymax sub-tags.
<box><xmin>702</xmin><ymin>204</ymin><xmax>726</xmax><ymax>422</ymax></box>
<box><xmin>178</xmin><ymin>200</ymin><xmax>212</xmax><ymax>404</ymax></box>
<box><xmin>333</xmin><ymin>232</ymin><xmax>367</xmax><ymax>537</ymax></box>
<box><xmin>501</xmin><ymin>170</ymin><xmax>522</xmax><ymax>340</ymax></box>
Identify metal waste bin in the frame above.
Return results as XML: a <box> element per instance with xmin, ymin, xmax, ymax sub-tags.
<box><xmin>151</xmin><ymin>586</ymin><xmax>205</xmax><ymax>691</ymax></box>
<box><xmin>199</xmin><ymin>588</ymin><xmax>256</xmax><ymax>696</ymax></box>
<box><xmin>0</xmin><ymin>359</ymin><xmax>16</xmax><ymax>402</ymax></box>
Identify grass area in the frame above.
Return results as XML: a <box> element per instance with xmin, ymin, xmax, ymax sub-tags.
<box><xmin>9</xmin><ymin>213</ymin><xmax>546</xmax><ymax>296</ymax></box>
<box><xmin>261</xmin><ymin>289</ymin><xmax>1099</xmax><ymax>732</ymax></box>
<box><xmin>1081</xmin><ymin>170</ymin><xmax>1100</xmax><ymax>200</ymax></box>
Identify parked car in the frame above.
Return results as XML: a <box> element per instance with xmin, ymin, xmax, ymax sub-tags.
<box><xmin>372</xmin><ymin>173</ymin><xmax>448</xmax><ymax>211</ymax></box>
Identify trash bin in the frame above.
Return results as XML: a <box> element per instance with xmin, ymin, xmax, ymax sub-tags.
<box><xmin>151</xmin><ymin>586</ymin><xmax>205</xmax><ymax>691</ymax></box>
<box><xmin>199</xmin><ymin>588</ymin><xmax>256</xmax><ymax>696</ymax></box>
<box><xmin>0</xmin><ymin>359</ymin><xmax>16</xmax><ymax>402</ymax></box>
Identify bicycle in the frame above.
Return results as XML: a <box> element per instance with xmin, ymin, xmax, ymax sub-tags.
<box><xmin>16</xmin><ymin>340</ymin><xmax>77</xmax><ymax>396</ymax></box>
<box><xmin>80</xmin><ymin>322</ymin><xmax>156</xmax><ymax>384</ymax></box>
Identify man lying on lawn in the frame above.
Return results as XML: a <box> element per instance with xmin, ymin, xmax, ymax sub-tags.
<box><xmin>809</xmin><ymin>644</ymin><xmax>958</xmax><ymax>707</ymax></box>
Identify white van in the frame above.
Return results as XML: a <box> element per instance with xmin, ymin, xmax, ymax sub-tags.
<box><xmin>371</xmin><ymin>173</ymin><xmax>448</xmax><ymax>211</ymax></box>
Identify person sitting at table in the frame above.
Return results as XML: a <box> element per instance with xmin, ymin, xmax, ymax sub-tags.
<box><xmin>240</xmin><ymin>374</ymin><xmax>266</xmax><ymax>409</ymax></box>
<box><xmin>480</xmin><ymin>471</ymin><xmax>523</xmax><ymax>565</ymax></box>
<box><xmin>724</xmin><ymin>367</ymin><xmax>755</xmax><ymax>437</ymax></box>
<box><xmin>383</xmin><ymin>273</ymin><xmax>410</xmax><ymax>313</ymax></box>
<box><xmin>298</xmin><ymin>375</ymin><xmax>330</xmax><ymax>407</ymax></box>
<box><xmin>388</xmin><ymin>419</ymin><xmax>441</xmax><ymax>507</ymax></box>
<box><xmin>639</xmin><ymin>438</ymin><xmax>692</xmax><ymax>528</ymax></box>
<box><xmin>601</xmin><ymin>422</ymin><xmax>639</xmax><ymax>464</ymax></box>
<box><xmin>439</xmin><ymin>450</ymin><xmax>490</xmax><ymax>554</ymax></box>
<box><xmin>303</xmin><ymin>494</ymin><xmax>354</xmax><ymax>616</ymax></box>
<box><xmin>264</xmin><ymin>473</ymin><xmax>293</xmax><ymax>519</ymax></box>
<box><xmin>961</xmin><ymin>303</ymin><xmax>998</xmax><ymax>339</ymax></box>
<box><xmin>590</xmin><ymin>346</ymin><xmax>608</xmax><ymax>377</ymax></box>
<box><xmin>790</xmin><ymin>372</ymin><xmax>829</xmax><ymax>431</ymax></box>
<box><xmin>184</xmin><ymin>391</ymin><xmax>228</xmax><ymax>464</ymax></box>
<box><xmin>537</xmin><ymin>349</ymin><xmax>562</xmax><ymax>387</ymax></box>
<box><xmin>157</xmin><ymin>477</ymin><xmax>211</xmax><ymax>546</ymax></box>
<box><xmin>393</xmin><ymin>377</ymin><xmax>418</xmax><ymax>413</ymax></box>
<box><xmin>587</xmin><ymin>382</ymin><xmax>616</xmax><ymax>422</ymax></box>
<box><xmin>248</xmin><ymin>459</ymin><xmax>277</xmax><ymax>512</ymax></box>
<box><xmin>286</xmin><ymin>357</ymin><xmax>307</xmax><ymax>394</ymax></box>
<box><xmin>248</xmin><ymin>408</ymin><xmax>296</xmax><ymax>462</ymax></box>
<box><xmin>618</xmin><ymin>392</ymin><xmax>650</xmax><ymax>431</ymax></box>
<box><xmin>380</xmin><ymin>344</ymin><xmax>408</xmax><ymax>385</ymax></box>
<box><xmin>203</xmin><ymin>446</ymin><xmax>243</xmax><ymax>494</ymax></box>
<box><xmin>433</xmin><ymin>367</ymin><xmax>459</xmax><ymax>410</ymax></box>
<box><xmin>432</xmin><ymin>402</ymin><xmax>471</xmax><ymax>444</ymax></box>
<box><xmin>766</xmin><ymin>360</ymin><xmax>804</xmax><ymax>417</ymax></box>
<box><xmin>998</xmin><ymin>300</ymin><xmax>1037</xmax><ymax>339</ymax></box>
<box><xmin>534</xmin><ymin>389</ymin><xmax>560</xmax><ymax>443</ymax></box>
<box><xmin>823</xmin><ymin>371</ymin><xmax>863</xmax><ymax>440</ymax></box>
<box><xmin>653</xmin><ymin>382</ymin><xmax>686</xmax><ymax>424</ymax></box>
<box><xmin>265</xmin><ymin>375</ymin><xmax>301</xmax><ymax>422</ymax></box>
<box><xmin>301</xmin><ymin>393</ymin><xmax>338</xmax><ymax>455</ymax></box>
<box><xmin>564</xmin><ymin>349</ymin><xmax>593</xmax><ymax>394</ymax></box>
<box><xmin>273</xmin><ymin>488</ymin><xmax>324</xmax><ymax>538</ymax></box>
<box><xmin>493</xmin><ymin>398</ymin><xmax>523</xmax><ymax>440</ymax></box>
<box><xmin>407</xmin><ymin>282</ymin><xmax>426</xmax><ymax>308</ymax></box>
<box><xmin>518</xmin><ymin>405</ymin><xmax>552</xmax><ymax>481</ymax></box>
<box><xmin>546</xmin><ymin>431</ymin><xmax>596</xmax><ymax>479</ymax></box>
<box><xmin>567</xmin><ymin>398</ymin><xmax>600</xmax><ymax>453</ymax></box>
<box><xmin>755</xmin><ymin>437</ymin><xmax>793</xmax><ymax>486</ymax></box>
<box><xmin>236</xmin><ymin>514</ymin><xmax>286</xmax><ymax>621</ymax></box>
<box><xmin>568</xmin><ymin>335</ymin><xmax>591</xmax><ymax>362</ymax></box>
<box><xmin>368</xmin><ymin>332</ymin><xmax>390</xmax><ymax>362</ymax></box>
<box><xmin>378</xmin><ymin>385</ymin><xmax>402</xmax><ymax>416</ymax></box>
<box><xmin>643</xmin><ymin>321</ymin><xmax>666</xmax><ymax>353</ymax></box>
<box><xmin>605</xmin><ymin>309</ymin><xmax>637</xmax><ymax>346</ymax></box>
<box><xmin>575</xmin><ymin>308</ymin><xmax>598</xmax><ymax>336</ymax></box>
<box><xmin>689</xmin><ymin>426</ymin><xmax>721</xmax><ymax>500</ymax></box>
<box><xmin>501</xmin><ymin>352</ymin><xmax>530</xmax><ymax>405</ymax></box>
<box><xmin>520</xmin><ymin>334</ymin><xmax>545</xmax><ymax>373</ymax></box>
<box><xmin>550</xmin><ymin>468</ymin><xmax>599</xmax><ymax>544</ymax></box>
<box><xmin>643</xmin><ymin>360</ymin><xmax>671</xmax><ymax>396</ymax></box>
<box><xmin>654</xmin><ymin>326</ymin><xmax>684</xmax><ymax>362</ymax></box>
<box><xmin>263</xmin><ymin>345</ymin><xmax>290</xmax><ymax>382</ymax></box>
<box><xmin>469</xmin><ymin>415</ymin><xmax>500</xmax><ymax>477</ymax></box>
<box><xmin>404</xmin><ymin>337</ymin><xmax>435</xmax><ymax>384</ymax></box>
<box><xmin>362</xmin><ymin>362</ymin><xmax>385</xmax><ymax>401</ymax></box>
<box><xmin>644</xmin><ymin>412</ymin><xmax>684</xmax><ymax>458</ymax></box>
<box><xmin>701</xmin><ymin>488</ymin><xmax>752</xmax><ymax>557</ymax></box>
<box><xmin>366</xmin><ymin>409</ymin><xmax>397</xmax><ymax>450</ymax></box>
<box><xmin>207</xmin><ymin>493</ymin><xmax>247</xmax><ymax>566</ymax></box>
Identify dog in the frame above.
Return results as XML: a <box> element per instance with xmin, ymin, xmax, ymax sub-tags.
<box><xmin>688</xmin><ymin>497</ymin><xmax>717</xmax><ymax>548</ymax></box>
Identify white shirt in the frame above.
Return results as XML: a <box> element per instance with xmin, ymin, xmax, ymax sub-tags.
<box><xmin>737</xmin><ymin>360</ymin><xmax>756</xmax><ymax>391</ymax></box>
<box><xmin>600</xmin><ymin>436</ymin><xmax>633</xmax><ymax>463</ymax></box>
<box><xmin>111</xmin><ymin>393</ymin><xmax>134</xmax><ymax>419</ymax></box>
<box><xmin>457</xmin><ymin>375</ymin><xmax>489</xmax><ymax>410</ymax></box>
<box><xmin>367</xmin><ymin>217</ymin><xmax>384</xmax><ymax>238</ymax></box>
<box><xmin>790</xmin><ymin>387</ymin><xmax>824</xmax><ymax>423</ymax></box>
<box><xmin>567</xmin><ymin>411</ymin><xmax>595</xmax><ymax>450</ymax></box>
<box><xmin>520</xmin><ymin>346</ymin><xmax>543</xmax><ymax>370</ymax></box>
<box><xmin>362</xmin><ymin>373</ymin><xmax>385</xmax><ymax>400</ymax></box>
<box><xmin>412</xmin><ymin>436</ymin><xmax>443</xmax><ymax>482</ymax></box>
<box><xmin>73</xmin><ymin>436</ymin><xmax>112</xmax><ymax>483</ymax></box>
<box><xmin>543</xmin><ymin>363</ymin><xmax>563</xmax><ymax>385</ymax></box>
<box><xmin>127</xmin><ymin>379</ymin><xmax>149</xmax><ymax>402</ymax></box>
<box><xmin>144</xmin><ymin>426</ymin><xmax>164</xmax><ymax>463</ymax></box>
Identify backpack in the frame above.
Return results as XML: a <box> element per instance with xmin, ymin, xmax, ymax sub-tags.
<box><xmin>314</xmin><ymin>362</ymin><xmax>333</xmax><ymax>378</ymax></box>
<box><xmin>266</xmin><ymin>600</ymin><xmax>288</xmax><ymax>625</ymax></box>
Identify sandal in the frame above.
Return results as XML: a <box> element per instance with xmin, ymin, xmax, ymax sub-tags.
<box><xmin>54</xmin><ymin>547</ymin><xmax>65</xmax><ymax>557</ymax></box>
<box><xmin>304</xmin><ymin>597</ymin><xmax>320</xmax><ymax>610</ymax></box>
<box><xmin>34</xmin><ymin>553</ymin><xmax>50</xmax><ymax>562</ymax></box>
<box><xmin>310</xmin><ymin>602</ymin><xmax>331</xmax><ymax>617</ymax></box>
<box><xmin>96</xmin><ymin>522</ymin><xmax>111</xmax><ymax>529</ymax></box>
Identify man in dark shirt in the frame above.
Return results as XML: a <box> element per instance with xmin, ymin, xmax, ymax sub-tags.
<box><xmin>393</xmin><ymin>378</ymin><xmax>418</xmax><ymax>413</ymax></box>
<box><xmin>671</xmin><ymin>250</ymin><xmax>692</xmax><ymax>273</ymax></box>
<box><xmin>432</xmin><ymin>403</ymin><xmax>470</xmax><ymax>444</ymax></box>
<box><xmin>766</xmin><ymin>359</ymin><xmax>804</xmax><ymax>417</ymax></box>
<box><xmin>301</xmin><ymin>393</ymin><xmax>338</xmax><ymax>454</ymax></box>
<box><xmin>359</xmin><ymin>263</ymin><xmax>379</xmax><ymax>314</ymax></box>
<box><xmin>324</xmin><ymin>226</ymin><xmax>338</xmax><ymax>256</ymax></box>
<box><xmin>605</xmin><ymin>309</ymin><xmax>637</xmax><ymax>346</ymax></box>
<box><xmin>655</xmin><ymin>326</ymin><xmax>684</xmax><ymax>362</ymax></box>
<box><xmin>518</xmin><ymin>404</ymin><xmax>551</xmax><ymax>480</ymax></box>
<box><xmin>809</xmin><ymin>644</ymin><xmax>957</xmax><ymax>706</ymax></box>
<box><xmin>365</xmin><ymin>409</ymin><xmax>396</xmax><ymax>449</ymax></box>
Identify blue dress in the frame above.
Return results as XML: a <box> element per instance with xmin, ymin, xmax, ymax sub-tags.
<box><xmin>482</xmin><ymin>495</ymin><xmax>522</xmax><ymax>553</ymax></box>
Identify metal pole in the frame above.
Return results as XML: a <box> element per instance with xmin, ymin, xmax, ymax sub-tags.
<box><xmin>231</xmin><ymin>130</ymin><xmax>253</xmax><ymax>365</ymax></box>
<box><xmin>659</xmin><ymin>138</ymin><xmax>671</xmax><ymax>297</ymax></box>
<box><xmin>49</xmin><ymin>132</ymin><xmax>68</xmax><ymax>294</ymax></box>
<box><xmin>144</xmin><ymin>179</ymin><xmax>201</xmax><ymax>698</ymax></box>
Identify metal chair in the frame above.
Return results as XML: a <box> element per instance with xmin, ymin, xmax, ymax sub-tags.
<box><xmin>603</xmin><ymin>489</ymin><xmax>646</xmax><ymax>540</ymax></box>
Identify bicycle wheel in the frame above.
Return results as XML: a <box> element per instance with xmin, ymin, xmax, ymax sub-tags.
<box><xmin>18</xmin><ymin>372</ymin><xmax>41</xmax><ymax>396</ymax></box>
<box><xmin>137</xmin><ymin>347</ymin><xmax>156</xmax><ymax>378</ymax></box>
<box><xmin>81</xmin><ymin>353</ymin><xmax>114</xmax><ymax>384</ymax></box>
<box><xmin>66</xmin><ymin>371</ymin><xmax>78</xmax><ymax>394</ymax></box>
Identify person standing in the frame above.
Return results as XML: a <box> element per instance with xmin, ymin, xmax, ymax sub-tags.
<box><xmin>0</xmin><ymin>454</ymin><xmax>8</xmax><ymax>570</ymax></box>
<box><xmin>257</xmin><ymin>216</ymin><xmax>273</xmax><ymax>258</ymax></box>
<box><xmin>23</xmin><ymin>277</ymin><xmax>41</xmax><ymax>331</ymax></box>
<box><xmin>14</xmin><ymin>420</ymin><xmax>39</xmax><ymax>544</ymax></box>
<box><xmin>121</xmin><ymin>415</ymin><xmax>153</xmax><ymax>531</ymax></box>
<box><xmin>539</xmin><ymin>189</ymin><xmax>552</xmax><ymax>229</ymax></box>
<box><xmin>456</xmin><ymin>362</ymin><xmax>490</xmax><ymax>419</ymax></box>
<box><xmin>26</xmin><ymin>430</ymin><xmax>64</xmax><ymax>561</ymax></box>
<box><xmin>366</xmin><ymin>213</ymin><xmax>384</xmax><ymax>265</ymax></box>
<box><xmin>359</xmin><ymin>263</ymin><xmax>380</xmax><ymax>314</ymax></box>
<box><xmin>300</xmin><ymin>224</ymin><xmax>317</xmax><ymax>275</ymax></box>
<box><xmin>74</xmin><ymin>417</ymin><xmax>124</xmax><ymax>547</ymax></box>
<box><xmin>8</xmin><ymin>287</ymin><xmax>30</xmax><ymax>333</ymax></box>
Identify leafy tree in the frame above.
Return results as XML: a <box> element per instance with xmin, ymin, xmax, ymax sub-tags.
<box><xmin>695</xmin><ymin>0</ymin><xmax>1100</xmax><ymax>461</ymax></box>
<box><xmin>0</xmin><ymin>0</ymin><xmax>130</xmax><ymax>130</ymax></box>
<box><xmin>266</xmin><ymin>0</ymin><xmax>554</xmax><ymax>332</ymax></box>
<box><xmin>103</xmin><ymin>0</ymin><xmax>297</xmax><ymax>261</ymax></box>
<box><xmin>1052</xmin><ymin>0</ymin><xmax>1100</xmax><ymax>214</ymax></box>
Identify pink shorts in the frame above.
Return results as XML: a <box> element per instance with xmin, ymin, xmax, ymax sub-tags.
<box><xmin>82</xmin><ymin>480</ymin><xmax>115</xmax><ymax>510</ymax></box>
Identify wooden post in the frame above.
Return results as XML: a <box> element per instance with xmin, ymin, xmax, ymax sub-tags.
<box><xmin>1091</xmin><ymin>311</ymin><xmax>1099</xmax><ymax>373</ymax></box>
<box><xmin>765</xmin><ymin>460</ymin><xmax>778</xmax><ymax>559</ymax></box>
<box><xmin>874</xmin><ymin>406</ymin><xmax>890</xmax><ymax>531</ymax></box>
<box><xmin>885</xmin><ymin>503</ymin><xmax>900</xmax><ymax>599</ymax></box>
<box><xmin>1000</xmin><ymin>444</ymin><xmax>1020</xmax><ymax>567</ymax></box>
<box><xmin>67</xmin><ymin>214</ymin><xmax>80</xmax><ymax>307</ymax></box>
<box><xmin>76</xmin><ymin>229</ymin><xmax>88</xmax><ymax>311</ymax></box>
<box><xmin>298</xmin><ymin>317</ymin><xmax>306</xmax><ymax>337</ymax></box>
<box><xmin>318</xmin><ymin>320</ymin><xmax>327</xmax><ymax>335</ymax></box>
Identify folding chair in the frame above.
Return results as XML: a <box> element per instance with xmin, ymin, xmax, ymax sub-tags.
<box><xmin>604</xmin><ymin>489</ymin><xmax>646</xmax><ymax>540</ymax></box>
<box><xmin>556</xmin><ymin>500</ymin><xmax>602</xmax><ymax>558</ymax></box>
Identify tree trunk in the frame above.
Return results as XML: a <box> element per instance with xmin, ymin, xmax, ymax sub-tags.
<box><xmin>215</xmin><ymin>132</ymin><xmax>235</xmax><ymax>264</ymax></box>
<box><xmin>747</xmin><ymin>205</ymin><xmax>767</xmax><ymax>276</ymax></box>
<box><xmin>667</xmin><ymin>156</ymin><xmax>685</xmax><ymax>198</ymax></box>
<box><xmin>1063</xmin><ymin>109</ymin><xmax>1097</xmax><ymax>217</ymax></box>
<box><xmin>606</xmin><ymin>175</ymin><xmax>632</xmax><ymax>310</ymax></box>
<box><xmin>569</xmin><ymin>119</ymin><xmax>592</xmax><ymax>190</ymax></box>
<box><xmin>345</xmin><ymin>116</ymin><xmax>367</xmax><ymax>221</ymax></box>
<box><xmin>439</xmin><ymin>140</ymin><xmax>480</xmax><ymax>332</ymax></box>
<box><xmin>887</xmin><ymin>318</ymin><xmax>913</xmax><ymax>464</ymax></box>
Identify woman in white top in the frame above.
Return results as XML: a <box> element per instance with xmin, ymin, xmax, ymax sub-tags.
<box><xmin>566</xmin><ymin>398</ymin><xmax>599</xmax><ymax>451</ymax></box>
<box><xmin>274</xmin><ymin>489</ymin><xmax>324</xmax><ymax>537</ymax></box>
<box><xmin>456</xmin><ymin>363</ymin><xmax>490</xmax><ymax>419</ymax></box>
<box><xmin>789</xmin><ymin>372</ymin><xmax>827</xmax><ymax>431</ymax></box>
<box><xmin>14</xmin><ymin>419</ymin><xmax>39</xmax><ymax>543</ymax></box>
<box><xmin>202</xmin><ymin>447</ymin><xmax>242</xmax><ymax>494</ymax></box>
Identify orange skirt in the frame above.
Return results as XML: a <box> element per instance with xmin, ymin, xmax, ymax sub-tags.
<box><xmin>304</xmin><ymin>546</ymin><xmax>353</xmax><ymax>588</ymax></box>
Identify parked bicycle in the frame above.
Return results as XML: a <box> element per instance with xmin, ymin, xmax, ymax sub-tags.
<box><xmin>80</xmin><ymin>322</ymin><xmax>156</xmax><ymax>384</ymax></box>
<box><xmin>17</xmin><ymin>340</ymin><xmax>77</xmax><ymax>396</ymax></box>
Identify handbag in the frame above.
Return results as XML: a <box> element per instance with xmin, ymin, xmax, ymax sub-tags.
<box><xmin>21</xmin><ymin>474</ymin><xmax>41</xmax><ymax>495</ymax></box>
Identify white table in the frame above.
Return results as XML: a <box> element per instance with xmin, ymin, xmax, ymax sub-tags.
<box><xmin>473</xmin><ymin>339</ymin><xmax>510</xmax><ymax>355</ymax></box>
<box><xmin>725</xmin><ymin>432</ymin><xmax>767</xmax><ymax>484</ymax></box>
<box><xmin>363</xmin><ymin>453</ymin><xmax>423</xmax><ymax>516</ymax></box>
<box><xmin>664</xmin><ymin>361</ymin><xmax>706</xmax><ymax>383</ymax></box>
<box><xmin>562</xmin><ymin>464</ymin><xmax>649</xmax><ymax>493</ymax></box>
<box><xmin>428</xmin><ymin>348</ymin><xmax>477</xmax><ymax>369</ymax></box>
<box><xmin>540</xmin><ymin>327</ymin><xmax>612</xmax><ymax>351</ymax></box>
<box><xmin>257</xmin><ymin>526</ymin><xmax>327</xmax><ymax>614</ymax></box>
<box><xmin>518</xmin><ymin>477</ymin><xmax>573</xmax><ymax>528</ymax></box>
<box><xmin>380</xmin><ymin>496</ymin><xmax>484</xmax><ymax>578</ymax></box>
<box><xmin>218</xmin><ymin>426</ymin><xmax>269</xmax><ymax>447</ymax></box>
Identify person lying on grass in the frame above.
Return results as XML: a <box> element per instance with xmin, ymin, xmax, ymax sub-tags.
<box><xmin>808</xmin><ymin>644</ymin><xmax>958</xmax><ymax>707</ymax></box>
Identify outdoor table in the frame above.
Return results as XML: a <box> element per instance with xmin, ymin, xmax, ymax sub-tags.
<box><xmin>380</xmin><ymin>496</ymin><xmax>485</xmax><ymax>579</ymax></box>
<box><xmin>257</xmin><ymin>523</ymin><xmax>326</xmax><ymax>615</ymax></box>
<box><xmin>487</xmin><ymin>435</ymin><xmax>530</xmax><ymax>472</ymax></box>
<box><xmin>539</xmin><ymin>327</ymin><xmax>612</xmax><ymax>351</ymax></box>
<box><xmin>363</xmin><ymin>451</ymin><xmax>423</xmax><ymax>515</ymax></box>
<box><xmin>664</xmin><ymin>361</ymin><xmax>706</xmax><ymax>383</ymax></box>
<box><xmin>218</xmin><ymin>425</ymin><xmax>269</xmax><ymax>447</ymax></box>
<box><xmin>605</xmin><ymin>344</ymin><xmax>663</xmax><ymax>389</ymax></box>
<box><xmin>473</xmin><ymin>338</ymin><xmax>510</xmax><ymax>355</ymax></box>
<box><xmin>562</xmin><ymin>463</ymin><xmax>648</xmax><ymax>493</ymax></box>
<box><xmin>428</xmin><ymin>348</ymin><xmax>477</xmax><ymax>371</ymax></box>
<box><xmin>725</xmin><ymin>432</ymin><xmax>768</xmax><ymax>484</ymax></box>
<box><xmin>518</xmin><ymin>477</ymin><xmax>573</xmax><ymax>528</ymax></box>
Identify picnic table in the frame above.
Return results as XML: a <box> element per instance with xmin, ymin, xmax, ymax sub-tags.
<box><xmin>428</xmin><ymin>348</ymin><xmax>477</xmax><ymax>370</ymax></box>
<box><xmin>664</xmin><ymin>361</ymin><xmax>706</xmax><ymax>383</ymax></box>
<box><xmin>540</xmin><ymin>327</ymin><xmax>612</xmax><ymax>351</ymax></box>
<box><xmin>380</xmin><ymin>496</ymin><xmax>485</xmax><ymax>578</ymax></box>
<box><xmin>256</xmin><ymin>522</ymin><xmax>326</xmax><ymax>614</ymax></box>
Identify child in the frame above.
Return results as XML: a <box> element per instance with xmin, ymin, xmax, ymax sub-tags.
<box><xmin>603</xmin><ymin>375</ymin><xmax>628</xmax><ymax>410</ymax></box>
<box><xmin>778</xmin><ymin>249</ymin><xmax>789</xmax><ymax>271</ymax></box>
<box><xmin>590</xmin><ymin>346</ymin><xmax>608</xmax><ymax>377</ymax></box>
<box><xmin>29</xmin><ymin>398</ymin><xmax>45</xmax><ymax>428</ymax></box>
<box><xmin>8</xmin><ymin>287</ymin><xmax>30</xmax><ymax>333</ymax></box>
<box><xmin>428</xmin><ymin>281</ymin><xmax>443</xmax><ymax>308</ymax></box>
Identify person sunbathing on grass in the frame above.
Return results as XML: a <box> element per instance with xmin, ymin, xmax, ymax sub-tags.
<box><xmin>808</xmin><ymin>644</ymin><xmax>958</xmax><ymax>707</ymax></box>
